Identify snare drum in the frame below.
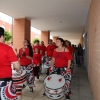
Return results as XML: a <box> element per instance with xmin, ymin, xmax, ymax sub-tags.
<box><xmin>12</xmin><ymin>70</ymin><xmax>27</xmax><ymax>87</ymax></box>
<box><xmin>43</xmin><ymin>57</ymin><xmax>52</xmax><ymax>68</ymax></box>
<box><xmin>12</xmin><ymin>70</ymin><xmax>27</xmax><ymax>100</ymax></box>
<box><xmin>44</xmin><ymin>74</ymin><xmax>66</xmax><ymax>99</ymax></box>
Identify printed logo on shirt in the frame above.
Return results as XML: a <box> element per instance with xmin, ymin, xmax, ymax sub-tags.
<box><xmin>36</xmin><ymin>56</ymin><xmax>39</xmax><ymax>60</ymax></box>
<box><xmin>56</xmin><ymin>53</ymin><xmax>62</xmax><ymax>58</ymax></box>
<box><xmin>49</xmin><ymin>47</ymin><xmax>52</xmax><ymax>51</ymax></box>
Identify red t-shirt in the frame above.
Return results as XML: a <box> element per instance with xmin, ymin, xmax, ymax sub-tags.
<box><xmin>67</xmin><ymin>46</ymin><xmax>74</xmax><ymax>55</ymax></box>
<box><xmin>19</xmin><ymin>47</ymin><xmax>32</xmax><ymax>66</ymax></box>
<box><xmin>46</xmin><ymin>45</ymin><xmax>55</xmax><ymax>57</ymax></box>
<box><xmin>52</xmin><ymin>51</ymin><xmax>72</xmax><ymax>68</ymax></box>
<box><xmin>33</xmin><ymin>45</ymin><xmax>41</xmax><ymax>53</ymax></box>
<box><xmin>0</xmin><ymin>43</ymin><xmax>18</xmax><ymax>78</ymax></box>
<box><xmin>33</xmin><ymin>53</ymin><xmax>41</xmax><ymax>65</ymax></box>
<box><xmin>41</xmin><ymin>45</ymin><xmax>46</xmax><ymax>56</ymax></box>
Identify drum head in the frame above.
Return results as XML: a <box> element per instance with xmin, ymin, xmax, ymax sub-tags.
<box><xmin>44</xmin><ymin>74</ymin><xmax>65</xmax><ymax>89</ymax></box>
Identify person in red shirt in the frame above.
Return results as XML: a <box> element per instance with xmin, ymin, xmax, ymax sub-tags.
<box><xmin>40</xmin><ymin>41</ymin><xmax>46</xmax><ymax>57</ymax></box>
<box><xmin>33</xmin><ymin>40</ymin><xmax>42</xmax><ymax>54</ymax></box>
<box><xmin>53</xmin><ymin>42</ymin><xmax>57</xmax><ymax>48</ymax></box>
<box><xmin>46</xmin><ymin>39</ymin><xmax>55</xmax><ymax>57</ymax></box>
<box><xmin>19</xmin><ymin>39</ymin><xmax>34</xmax><ymax>93</ymax></box>
<box><xmin>46</xmin><ymin>39</ymin><xmax>55</xmax><ymax>75</ymax></box>
<box><xmin>33</xmin><ymin>48</ymin><xmax>41</xmax><ymax>80</ymax></box>
<box><xmin>49</xmin><ymin>38</ymin><xmax>72</xmax><ymax>100</ymax></box>
<box><xmin>65</xmin><ymin>40</ymin><xmax>75</xmax><ymax>76</ymax></box>
<box><xmin>65</xmin><ymin>40</ymin><xmax>74</xmax><ymax>56</ymax></box>
<box><xmin>0</xmin><ymin>27</ymin><xmax>21</xmax><ymax>100</ymax></box>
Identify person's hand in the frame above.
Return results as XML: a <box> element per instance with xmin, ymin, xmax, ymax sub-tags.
<box><xmin>16</xmin><ymin>69</ymin><xmax>22</xmax><ymax>74</ymax></box>
<box><xmin>22</xmin><ymin>52</ymin><xmax>26</xmax><ymax>56</ymax></box>
<box><xmin>66</xmin><ymin>68</ymin><xmax>71</xmax><ymax>74</ymax></box>
<box><xmin>15</xmin><ymin>48</ymin><xmax>17</xmax><ymax>52</ymax></box>
<box><xmin>34</xmin><ymin>64</ymin><xmax>36</xmax><ymax>67</ymax></box>
<box><xmin>17</xmin><ymin>54</ymin><xmax>20</xmax><ymax>58</ymax></box>
<box><xmin>49</xmin><ymin>67</ymin><xmax>53</xmax><ymax>72</ymax></box>
<box><xmin>45</xmin><ymin>54</ymin><xmax>47</xmax><ymax>57</ymax></box>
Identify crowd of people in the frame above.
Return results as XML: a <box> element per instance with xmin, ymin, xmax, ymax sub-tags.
<box><xmin>0</xmin><ymin>27</ymin><xmax>83</xmax><ymax>100</ymax></box>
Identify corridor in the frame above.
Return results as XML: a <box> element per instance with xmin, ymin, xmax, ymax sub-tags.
<box><xmin>22</xmin><ymin>66</ymin><xmax>94</xmax><ymax>100</ymax></box>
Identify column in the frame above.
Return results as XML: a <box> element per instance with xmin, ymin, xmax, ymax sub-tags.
<box><xmin>41</xmin><ymin>31</ymin><xmax>50</xmax><ymax>46</ymax></box>
<box><xmin>13</xmin><ymin>18</ymin><xmax>31</xmax><ymax>51</ymax></box>
<box><xmin>53</xmin><ymin>36</ymin><xmax>58</xmax><ymax>43</ymax></box>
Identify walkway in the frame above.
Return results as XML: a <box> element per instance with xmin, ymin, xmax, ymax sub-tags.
<box><xmin>22</xmin><ymin>66</ymin><xmax>94</xmax><ymax>100</ymax></box>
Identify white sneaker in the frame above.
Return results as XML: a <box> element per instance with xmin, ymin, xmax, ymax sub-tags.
<box><xmin>35</xmin><ymin>77</ymin><xmax>39</xmax><ymax>81</ymax></box>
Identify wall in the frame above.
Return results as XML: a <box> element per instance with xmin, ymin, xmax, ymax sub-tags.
<box><xmin>83</xmin><ymin>12</ymin><xmax>89</xmax><ymax>71</ymax></box>
<box><xmin>31</xmin><ymin>31</ymin><xmax>41</xmax><ymax>43</ymax></box>
<box><xmin>0</xmin><ymin>20</ymin><xmax>12</xmax><ymax>33</ymax></box>
<box><xmin>88</xmin><ymin>0</ymin><xmax>100</xmax><ymax>100</ymax></box>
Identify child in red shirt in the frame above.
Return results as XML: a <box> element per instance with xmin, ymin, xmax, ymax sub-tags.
<box><xmin>33</xmin><ymin>48</ymin><xmax>41</xmax><ymax>80</ymax></box>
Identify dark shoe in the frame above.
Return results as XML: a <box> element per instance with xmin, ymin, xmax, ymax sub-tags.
<box><xmin>43</xmin><ymin>93</ymin><xmax>46</xmax><ymax>96</ymax></box>
<box><xmin>66</xmin><ymin>95</ymin><xmax>70</xmax><ymax>100</ymax></box>
<box><xmin>30</xmin><ymin>88</ymin><xmax>33</xmax><ymax>93</ymax></box>
<box><xmin>46</xmin><ymin>72</ymin><xmax>49</xmax><ymax>75</ymax></box>
<box><xmin>37</xmin><ymin>75</ymin><xmax>39</xmax><ymax>79</ymax></box>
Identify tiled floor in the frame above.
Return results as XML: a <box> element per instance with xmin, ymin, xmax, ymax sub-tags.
<box><xmin>22</xmin><ymin>66</ymin><xmax>94</xmax><ymax>100</ymax></box>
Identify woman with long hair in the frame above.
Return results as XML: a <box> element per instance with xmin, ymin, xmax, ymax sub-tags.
<box><xmin>19</xmin><ymin>39</ymin><xmax>34</xmax><ymax>93</ymax></box>
<box><xmin>49</xmin><ymin>38</ymin><xmax>72</xmax><ymax>100</ymax></box>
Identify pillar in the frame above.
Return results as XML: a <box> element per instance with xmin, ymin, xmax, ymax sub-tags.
<box><xmin>41</xmin><ymin>31</ymin><xmax>50</xmax><ymax>46</ymax></box>
<box><xmin>13</xmin><ymin>18</ymin><xmax>31</xmax><ymax>51</ymax></box>
<box><xmin>53</xmin><ymin>36</ymin><xmax>58</xmax><ymax>43</ymax></box>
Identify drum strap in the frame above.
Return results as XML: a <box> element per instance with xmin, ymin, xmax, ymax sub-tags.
<box><xmin>0</xmin><ymin>78</ymin><xmax>12</xmax><ymax>81</ymax></box>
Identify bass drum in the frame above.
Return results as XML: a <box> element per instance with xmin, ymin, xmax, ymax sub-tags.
<box><xmin>44</xmin><ymin>74</ymin><xmax>66</xmax><ymax>99</ymax></box>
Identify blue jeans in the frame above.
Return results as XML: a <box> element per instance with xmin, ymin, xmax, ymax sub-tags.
<box><xmin>77</xmin><ymin>56</ymin><xmax>83</xmax><ymax>67</ymax></box>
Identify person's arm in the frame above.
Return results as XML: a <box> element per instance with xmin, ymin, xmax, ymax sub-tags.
<box><xmin>50</xmin><ymin>57</ymin><xmax>55</xmax><ymax>70</ymax></box>
<box><xmin>67</xmin><ymin>60</ymin><xmax>71</xmax><ymax>69</ymax></box>
<box><xmin>45</xmin><ymin>51</ymin><xmax>47</xmax><ymax>56</ymax></box>
<box><xmin>40</xmin><ymin>50</ymin><xmax>42</xmax><ymax>55</ymax></box>
<box><xmin>65</xmin><ymin>48</ymin><xmax>72</xmax><ymax>72</ymax></box>
<box><xmin>12</xmin><ymin>61</ymin><xmax>21</xmax><ymax>74</ymax></box>
<box><xmin>26</xmin><ymin>55</ymin><xmax>33</xmax><ymax>60</ymax></box>
<box><xmin>45</xmin><ymin>46</ymin><xmax>48</xmax><ymax>56</ymax></box>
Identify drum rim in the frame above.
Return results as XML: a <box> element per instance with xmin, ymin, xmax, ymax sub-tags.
<box><xmin>45</xmin><ymin>86</ymin><xmax>65</xmax><ymax>95</ymax></box>
<box><xmin>45</xmin><ymin>91</ymin><xmax>64</xmax><ymax>99</ymax></box>
<box><xmin>45</xmin><ymin>85</ymin><xmax>65</xmax><ymax>90</ymax></box>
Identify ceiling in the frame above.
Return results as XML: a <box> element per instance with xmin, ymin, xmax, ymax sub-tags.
<box><xmin>0</xmin><ymin>0</ymin><xmax>91</xmax><ymax>44</ymax></box>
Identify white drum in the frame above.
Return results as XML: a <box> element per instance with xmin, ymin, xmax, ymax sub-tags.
<box><xmin>44</xmin><ymin>74</ymin><xmax>66</xmax><ymax>99</ymax></box>
<box><xmin>12</xmin><ymin>70</ymin><xmax>27</xmax><ymax>87</ymax></box>
<box><xmin>43</xmin><ymin>57</ymin><xmax>52</xmax><ymax>68</ymax></box>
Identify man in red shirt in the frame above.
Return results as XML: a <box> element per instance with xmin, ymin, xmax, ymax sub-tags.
<box><xmin>0</xmin><ymin>27</ymin><xmax>21</xmax><ymax>100</ymax></box>
<box><xmin>46</xmin><ymin>39</ymin><xmax>55</xmax><ymax>57</ymax></box>
<box><xmin>40</xmin><ymin>41</ymin><xmax>46</xmax><ymax>56</ymax></box>
<box><xmin>46</xmin><ymin>39</ymin><xmax>55</xmax><ymax>75</ymax></box>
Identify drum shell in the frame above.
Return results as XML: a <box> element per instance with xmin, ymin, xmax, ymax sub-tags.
<box><xmin>12</xmin><ymin>70</ymin><xmax>27</xmax><ymax>87</ymax></box>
